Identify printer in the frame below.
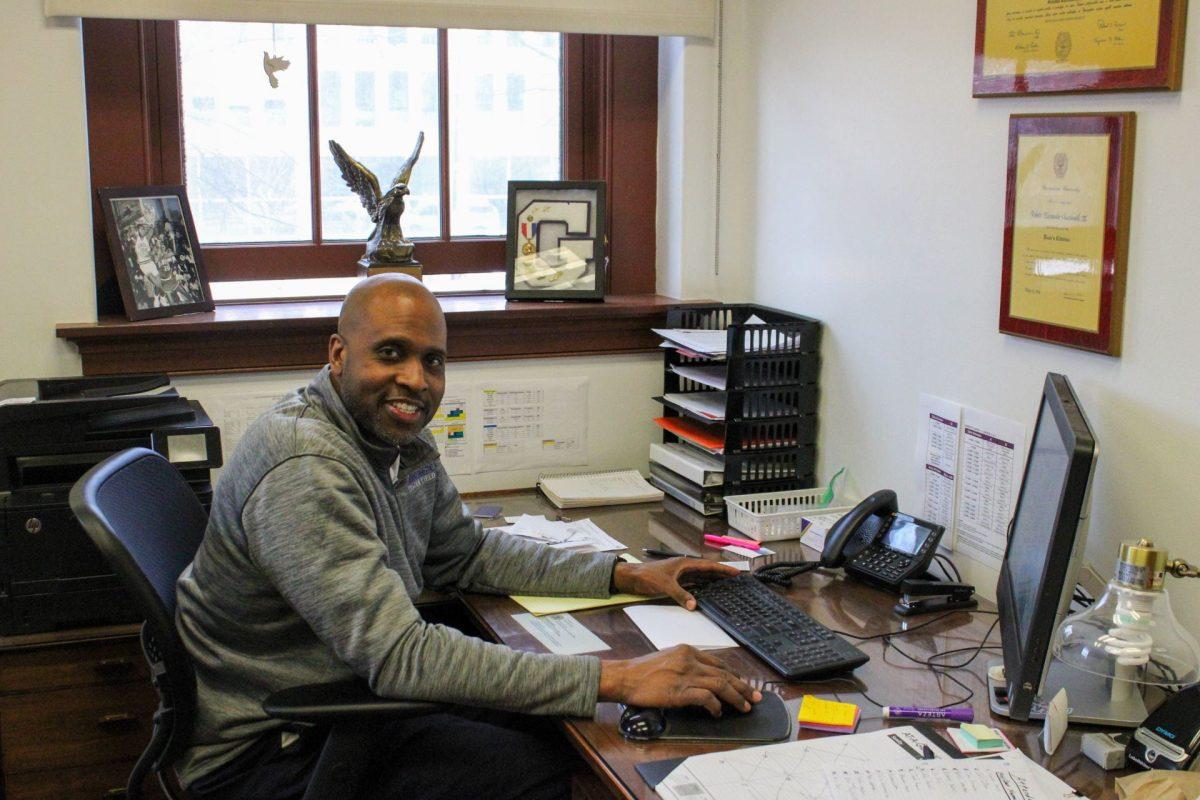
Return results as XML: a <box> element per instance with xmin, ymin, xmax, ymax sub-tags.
<box><xmin>0</xmin><ymin>374</ymin><xmax>222</xmax><ymax>635</ymax></box>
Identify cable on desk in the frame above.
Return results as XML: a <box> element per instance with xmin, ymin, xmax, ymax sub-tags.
<box><xmin>751</xmin><ymin>559</ymin><xmax>819</xmax><ymax>587</ymax></box>
<box><xmin>882</xmin><ymin>617</ymin><xmax>1001</xmax><ymax>707</ymax></box>
<box><xmin>829</xmin><ymin>607</ymin><xmax>989</xmax><ymax>642</ymax></box>
<box><xmin>932</xmin><ymin>552</ymin><xmax>962</xmax><ymax>583</ymax></box>
<box><xmin>755</xmin><ymin>675</ymin><xmax>890</xmax><ymax>711</ymax></box>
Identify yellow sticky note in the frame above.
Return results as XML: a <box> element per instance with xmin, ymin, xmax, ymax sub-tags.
<box><xmin>797</xmin><ymin>695</ymin><xmax>859</xmax><ymax>728</ymax></box>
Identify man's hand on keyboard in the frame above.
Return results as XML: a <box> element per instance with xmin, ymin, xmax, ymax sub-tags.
<box><xmin>597</xmin><ymin>645</ymin><xmax>762</xmax><ymax>716</ymax></box>
<box><xmin>613</xmin><ymin>558</ymin><xmax>740</xmax><ymax>610</ymax></box>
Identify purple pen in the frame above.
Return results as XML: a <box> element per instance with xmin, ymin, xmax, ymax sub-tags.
<box><xmin>882</xmin><ymin>706</ymin><xmax>974</xmax><ymax>723</ymax></box>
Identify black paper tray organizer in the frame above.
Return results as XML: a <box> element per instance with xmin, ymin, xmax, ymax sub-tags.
<box><xmin>658</xmin><ymin>304</ymin><xmax>821</xmax><ymax>501</ymax></box>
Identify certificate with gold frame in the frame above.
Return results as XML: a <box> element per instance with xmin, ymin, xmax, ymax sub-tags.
<box><xmin>999</xmin><ymin>113</ymin><xmax>1134</xmax><ymax>355</ymax></box>
<box><xmin>974</xmin><ymin>0</ymin><xmax>1187</xmax><ymax>96</ymax></box>
<box><xmin>505</xmin><ymin>181</ymin><xmax>606</xmax><ymax>302</ymax></box>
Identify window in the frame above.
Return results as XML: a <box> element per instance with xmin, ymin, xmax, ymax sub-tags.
<box><xmin>506</xmin><ymin>74</ymin><xmax>525</xmax><ymax>112</ymax></box>
<box><xmin>354</xmin><ymin>71</ymin><xmax>375</xmax><ymax>114</ymax></box>
<box><xmin>83</xmin><ymin>20</ymin><xmax>658</xmax><ymax>295</ymax></box>
<box><xmin>388</xmin><ymin>72</ymin><xmax>409</xmax><ymax>113</ymax></box>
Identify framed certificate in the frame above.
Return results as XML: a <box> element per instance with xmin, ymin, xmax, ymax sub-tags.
<box><xmin>999</xmin><ymin>113</ymin><xmax>1135</xmax><ymax>355</ymax></box>
<box><xmin>974</xmin><ymin>0</ymin><xmax>1187</xmax><ymax>96</ymax></box>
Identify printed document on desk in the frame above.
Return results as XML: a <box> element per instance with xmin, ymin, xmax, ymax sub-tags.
<box><xmin>823</xmin><ymin>753</ymin><xmax>1077</xmax><ymax>800</ymax></box>
<box><xmin>495</xmin><ymin>514</ymin><xmax>625</xmax><ymax>551</ymax></box>
<box><xmin>657</xmin><ymin>726</ymin><xmax>949</xmax><ymax>800</ymax></box>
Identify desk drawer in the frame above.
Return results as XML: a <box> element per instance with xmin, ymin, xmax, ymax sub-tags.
<box><xmin>0</xmin><ymin>637</ymin><xmax>146</xmax><ymax>695</ymax></box>
<box><xmin>2</xmin><ymin>758</ymin><xmax>166</xmax><ymax>800</ymax></box>
<box><xmin>0</xmin><ymin>680</ymin><xmax>157</xmax><ymax>773</ymax></box>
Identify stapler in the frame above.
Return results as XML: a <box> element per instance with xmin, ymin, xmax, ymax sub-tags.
<box><xmin>893</xmin><ymin>578</ymin><xmax>978</xmax><ymax>617</ymax></box>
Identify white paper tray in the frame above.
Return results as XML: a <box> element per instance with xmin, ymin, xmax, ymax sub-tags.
<box><xmin>724</xmin><ymin>488</ymin><xmax>855</xmax><ymax>542</ymax></box>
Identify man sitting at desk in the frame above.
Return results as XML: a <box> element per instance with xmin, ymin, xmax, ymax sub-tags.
<box><xmin>176</xmin><ymin>275</ymin><xmax>760</xmax><ymax>800</ymax></box>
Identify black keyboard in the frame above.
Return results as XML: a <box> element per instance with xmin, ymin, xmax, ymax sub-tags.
<box><xmin>691</xmin><ymin>574</ymin><xmax>870</xmax><ymax>680</ymax></box>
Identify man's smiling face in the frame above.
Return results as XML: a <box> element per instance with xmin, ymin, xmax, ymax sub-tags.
<box><xmin>329</xmin><ymin>278</ymin><xmax>447</xmax><ymax>447</ymax></box>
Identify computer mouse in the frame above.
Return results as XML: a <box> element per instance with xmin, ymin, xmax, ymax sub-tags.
<box><xmin>618</xmin><ymin>705</ymin><xmax>666</xmax><ymax>740</ymax></box>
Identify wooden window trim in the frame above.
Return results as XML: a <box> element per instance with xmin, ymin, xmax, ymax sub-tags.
<box><xmin>82</xmin><ymin>21</ymin><xmax>658</xmax><ymax>315</ymax></box>
<box><xmin>57</xmin><ymin>294</ymin><xmax>704</xmax><ymax>377</ymax></box>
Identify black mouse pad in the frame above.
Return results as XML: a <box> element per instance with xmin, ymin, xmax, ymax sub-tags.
<box><xmin>659</xmin><ymin>691</ymin><xmax>791</xmax><ymax>742</ymax></box>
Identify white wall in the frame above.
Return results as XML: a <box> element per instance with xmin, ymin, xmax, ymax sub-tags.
<box><xmin>0</xmin><ymin>0</ymin><xmax>659</xmax><ymax>494</ymax></box>
<box><xmin>731</xmin><ymin>0</ymin><xmax>1200</xmax><ymax>622</ymax></box>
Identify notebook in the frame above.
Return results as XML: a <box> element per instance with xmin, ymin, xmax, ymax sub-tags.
<box><xmin>536</xmin><ymin>469</ymin><xmax>664</xmax><ymax>509</ymax></box>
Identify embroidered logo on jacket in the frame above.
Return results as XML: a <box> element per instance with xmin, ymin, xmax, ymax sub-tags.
<box><xmin>404</xmin><ymin>463</ymin><xmax>437</xmax><ymax>490</ymax></box>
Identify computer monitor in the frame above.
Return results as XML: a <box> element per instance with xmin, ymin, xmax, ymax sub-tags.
<box><xmin>995</xmin><ymin>372</ymin><xmax>1100</xmax><ymax>722</ymax></box>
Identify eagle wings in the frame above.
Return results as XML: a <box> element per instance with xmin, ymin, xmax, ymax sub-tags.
<box><xmin>328</xmin><ymin>131</ymin><xmax>425</xmax><ymax>223</ymax></box>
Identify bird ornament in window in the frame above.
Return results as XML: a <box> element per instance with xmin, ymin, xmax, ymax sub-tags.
<box><xmin>329</xmin><ymin>132</ymin><xmax>425</xmax><ymax>276</ymax></box>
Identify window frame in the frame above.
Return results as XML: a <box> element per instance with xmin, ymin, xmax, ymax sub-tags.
<box><xmin>82</xmin><ymin>20</ymin><xmax>658</xmax><ymax>314</ymax></box>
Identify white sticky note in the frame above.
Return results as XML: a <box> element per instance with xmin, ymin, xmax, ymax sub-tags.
<box><xmin>723</xmin><ymin>544</ymin><xmax>774</xmax><ymax>559</ymax></box>
<box><xmin>512</xmin><ymin>613</ymin><xmax>610</xmax><ymax>655</ymax></box>
<box><xmin>720</xmin><ymin>561</ymin><xmax>752</xmax><ymax>571</ymax></box>
<box><xmin>624</xmin><ymin>605</ymin><xmax>738</xmax><ymax>651</ymax></box>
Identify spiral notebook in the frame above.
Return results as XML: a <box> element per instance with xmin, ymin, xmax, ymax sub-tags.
<box><xmin>537</xmin><ymin>469</ymin><xmax>664</xmax><ymax>509</ymax></box>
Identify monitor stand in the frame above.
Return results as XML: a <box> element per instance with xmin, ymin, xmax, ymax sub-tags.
<box><xmin>987</xmin><ymin>660</ymin><xmax>1153</xmax><ymax>728</ymax></box>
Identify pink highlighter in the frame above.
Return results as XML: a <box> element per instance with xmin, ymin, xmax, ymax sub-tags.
<box><xmin>703</xmin><ymin>534</ymin><xmax>761</xmax><ymax>551</ymax></box>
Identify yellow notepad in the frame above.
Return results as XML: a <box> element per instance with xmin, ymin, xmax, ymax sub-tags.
<box><xmin>509</xmin><ymin>554</ymin><xmax>661</xmax><ymax>615</ymax></box>
<box><xmin>796</xmin><ymin>695</ymin><xmax>860</xmax><ymax>732</ymax></box>
<box><xmin>509</xmin><ymin>592</ymin><xmax>654</xmax><ymax>616</ymax></box>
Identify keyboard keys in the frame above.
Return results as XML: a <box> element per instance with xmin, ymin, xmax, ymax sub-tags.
<box><xmin>691</xmin><ymin>575</ymin><xmax>869</xmax><ymax>680</ymax></box>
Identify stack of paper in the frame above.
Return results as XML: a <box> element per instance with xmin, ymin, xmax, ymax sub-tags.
<box><xmin>493</xmin><ymin>514</ymin><xmax>625</xmax><ymax>552</ymax></box>
<box><xmin>653</xmin><ymin>315</ymin><xmax>797</xmax><ymax>359</ymax></box>
<box><xmin>661</xmin><ymin>391</ymin><xmax>728</xmax><ymax>421</ymax></box>
<box><xmin>668</xmin><ymin>363</ymin><xmax>727</xmax><ymax>391</ymax></box>
<box><xmin>652</xmin><ymin>328</ymin><xmax>732</xmax><ymax>358</ymax></box>
<box><xmin>796</xmin><ymin>695</ymin><xmax>860</xmax><ymax>733</ymax></box>
<box><xmin>653</xmin><ymin>416</ymin><xmax>725</xmax><ymax>454</ymax></box>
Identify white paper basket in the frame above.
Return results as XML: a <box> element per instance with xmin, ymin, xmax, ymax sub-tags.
<box><xmin>724</xmin><ymin>488</ymin><xmax>855</xmax><ymax>542</ymax></box>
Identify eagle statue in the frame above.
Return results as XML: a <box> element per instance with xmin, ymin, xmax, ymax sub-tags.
<box><xmin>328</xmin><ymin>131</ymin><xmax>425</xmax><ymax>269</ymax></box>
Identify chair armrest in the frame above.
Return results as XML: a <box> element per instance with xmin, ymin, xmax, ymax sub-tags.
<box><xmin>263</xmin><ymin>678</ymin><xmax>443</xmax><ymax>723</ymax></box>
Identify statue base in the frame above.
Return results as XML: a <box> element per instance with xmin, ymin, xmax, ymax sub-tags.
<box><xmin>357</xmin><ymin>259</ymin><xmax>422</xmax><ymax>281</ymax></box>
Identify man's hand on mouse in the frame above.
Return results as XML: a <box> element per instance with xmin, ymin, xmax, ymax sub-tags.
<box><xmin>598</xmin><ymin>645</ymin><xmax>762</xmax><ymax>716</ymax></box>
<box><xmin>612</xmin><ymin>558</ymin><xmax>740</xmax><ymax>610</ymax></box>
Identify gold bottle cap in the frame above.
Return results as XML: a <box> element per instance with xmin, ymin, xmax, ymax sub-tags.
<box><xmin>1114</xmin><ymin>539</ymin><xmax>1168</xmax><ymax>590</ymax></box>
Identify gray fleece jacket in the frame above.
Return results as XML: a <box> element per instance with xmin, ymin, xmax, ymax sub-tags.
<box><xmin>175</xmin><ymin>366</ymin><xmax>618</xmax><ymax>785</ymax></box>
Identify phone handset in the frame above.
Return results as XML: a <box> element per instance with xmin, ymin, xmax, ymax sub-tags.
<box><xmin>820</xmin><ymin>490</ymin><xmax>899</xmax><ymax>568</ymax></box>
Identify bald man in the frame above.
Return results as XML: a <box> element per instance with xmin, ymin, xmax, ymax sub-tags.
<box><xmin>176</xmin><ymin>276</ymin><xmax>758</xmax><ymax>800</ymax></box>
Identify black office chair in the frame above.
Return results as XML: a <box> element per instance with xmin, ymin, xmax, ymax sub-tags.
<box><xmin>70</xmin><ymin>447</ymin><xmax>440</xmax><ymax>800</ymax></box>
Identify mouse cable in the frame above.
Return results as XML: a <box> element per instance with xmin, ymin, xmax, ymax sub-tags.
<box><xmin>755</xmin><ymin>675</ymin><xmax>890</xmax><ymax>710</ymax></box>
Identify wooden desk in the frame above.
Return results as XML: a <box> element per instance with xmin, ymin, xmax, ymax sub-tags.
<box><xmin>460</xmin><ymin>492</ymin><xmax>1121</xmax><ymax>800</ymax></box>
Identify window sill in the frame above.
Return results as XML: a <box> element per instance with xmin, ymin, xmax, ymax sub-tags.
<box><xmin>57</xmin><ymin>294</ymin><xmax>705</xmax><ymax>376</ymax></box>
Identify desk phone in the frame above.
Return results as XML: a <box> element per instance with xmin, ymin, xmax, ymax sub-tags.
<box><xmin>822</xmin><ymin>490</ymin><xmax>944</xmax><ymax>592</ymax></box>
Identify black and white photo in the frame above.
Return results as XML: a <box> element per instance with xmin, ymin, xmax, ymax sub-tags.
<box><xmin>99</xmin><ymin>186</ymin><xmax>214</xmax><ymax>320</ymax></box>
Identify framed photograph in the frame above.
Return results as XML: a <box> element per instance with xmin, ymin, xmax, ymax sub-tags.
<box><xmin>505</xmin><ymin>180</ymin><xmax>606</xmax><ymax>301</ymax></box>
<box><xmin>973</xmin><ymin>0</ymin><xmax>1187</xmax><ymax>96</ymax></box>
<box><xmin>98</xmin><ymin>185</ymin><xmax>214</xmax><ymax>321</ymax></box>
<box><xmin>999</xmin><ymin>113</ymin><xmax>1135</xmax><ymax>356</ymax></box>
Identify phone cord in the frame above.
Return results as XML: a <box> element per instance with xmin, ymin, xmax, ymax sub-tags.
<box><xmin>752</xmin><ymin>560</ymin><xmax>820</xmax><ymax>587</ymax></box>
